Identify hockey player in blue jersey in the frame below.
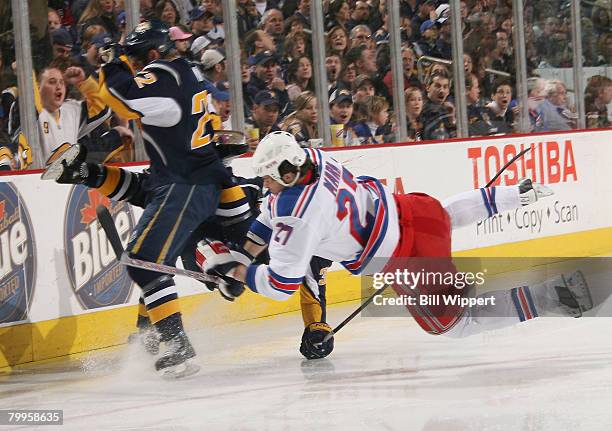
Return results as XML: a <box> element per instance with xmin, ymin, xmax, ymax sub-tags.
<box><xmin>49</xmin><ymin>21</ymin><xmax>234</xmax><ymax>377</ymax></box>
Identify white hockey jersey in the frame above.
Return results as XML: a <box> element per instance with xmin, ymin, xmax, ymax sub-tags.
<box><xmin>245</xmin><ymin>148</ymin><xmax>400</xmax><ymax>300</ymax></box>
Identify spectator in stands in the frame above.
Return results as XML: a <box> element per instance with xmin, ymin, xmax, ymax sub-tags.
<box><xmin>253</xmin><ymin>0</ymin><xmax>280</xmax><ymax>17</ymax></box>
<box><xmin>326</xmin><ymin>0</ymin><xmax>351</xmax><ymax>31</ymax></box>
<box><xmin>284</xmin><ymin>15</ymin><xmax>308</xmax><ymax>37</ymax></box>
<box><xmin>326</xmin><ymin>25</ymin><xmax>350</xmax><ymax>57</ymax></box>
<box><xmin>536</xmin><ymin>79</ymin><xmax>575</xmax><ymax>132</ymax></box>
<box><xmin>169</xmin><ymin>26</ymin><xmax>193</xmax><ymax>59</ymax></box>
<box><xmin>201</xmin><ymin>49</ymin><xmax>227</xmax><ymax>84</ymax></box>
<box><xmin>156</xmin><ymin>0</ymin><xmax>180</xmax><ymax>27</ymax></box>
<box><xmin>383</xmin><ymin>46</ymin><xmax>420</xmax><ymax>97</ymax></box>
<box><xmin>421</xmin><ymin>69</ymin><xmax>457</xmax><ymax>140</ymax></box>
<box><xmin>434</xmin><ymin>4</ymin><xmax>452</xmax><ymax>59</ymax></box>
<box><xmin>286</xmin><ymin>55</ymin><xmax>314</xmax><ymax>102</ymax></box>
<box><xmin>405</xmin><ymin>86</ymin><xmax>424</xmax><ymax>141</ymax></box>
<box><xmin>283</xmin><ymin>31</ymin><xmax>309</xmax><ymax>64</ymax></box>
<box><xmin>325</xmin><ymin>53</ymin><xmax>343</xmax><ymax>91</ymax></box>
<box><xmin>48</xmin><ymin>8</ymin><xmax>62</xmax><ymax>32</ymax></box>
<box><xmin>293</xmin><ymin>0</ymin><xmax>311</xmax><ymax>29</ymax></box>
<box><xmin>238</xmin><ymin>0</ymin><xmax>260</xmax><ymax>37</ymax></box>
<box><xmin>527</xmin><ymin>77</ymin><xmax>546</xmax><ymax>130</ymax></box>
<box><xmin>190</xmin><ymin>36</ymin><xmax>211</xmax><ymax>61</ymax></box>
<box><xmin>353</xmin><ymin>95</ymin><xmax>392</xmax><ymax>144</ymax></box>
<box><xmin>329</xmin><ymin>88</ymin><xmax>356</xmax><ymax>144</ymax></box>
<box><xmin>491</xmin><ymin>30</ymin><xmax>513</xmax><ymax>73</ymax></box>
<box><xmin>339</xmin><ymin>59</ymin><xmax>357</xmax><ymax>87</ymax></box>
<box><xmin>281</xmin><ymin>91</ymin><xmax>318</xmax><ymax>146</ymax></box>
<box><xmin>350</xmin><ymin>25</ymin><xmax>374</xmax><ymax>49</ymax></box>
<box><xmin>352</xmin><ymin>74</ymin><xmax>376</xmax><ymax>104</ymax></box>
<box><xmin>482</xmin><ymin>78</ymin><xmax>515</xmax><ymax>134</ymax></box>
<box><xmin>210</xmin><ymin>81</ymin><xmax>232</xmax><ymax>130</ymax></box>
<box><xmin>262</xmin><ymin>9</ymin><xmax>285</xmax><ymax>52</ymax></box>
<box><xmin>189</xmin><ymin>6</ymin><xmax>215</xmax><ymax>38</ymax></box>
<box><xmin>245</xmin><ymin>90</ymin><xmax>282</xmax><ymax>151</ymax></box>
<box><xmin>51</xmin><ymin>28</ymin><xmax>75</xmax><ymax>62</ymax></box>
<box><xmin>410</xmin><ymin>0</ymin><xmax>436</xmax><ymax>40</ymax></box>
<box><xmin>346</xmin><ymin>45</ymin><xmax>378</xmax><ymax>78</ymax></box>
<box><xmin>414</xmin><ymin>20</ymin><xmax>444</xmax><ymax>59</ymax></box>
<box><xmin>349</xmin><ymin>2</ymin><xmax>372</xmax><ymax>31</ymax></box>
<box><xmin>76</xmin><ymin>30</ymin><xmax>112</xmax><ymax>77</ymax></box>
<box><xmin>245</xmin><ymin>30</ymin><xmax>277</xmax><ymax>61</ymax></box>
<box><xmin>77</xmin><ymin>0</ymin><xmax>120</xmax><ymax>41</ymax></box>
<box><xmin>246</xmin><ymin>50</ymin><xmax>291</xmax><ymax>117</ymax></box>
<box><xmin>585</xmin><ymin>75</ymin><xmax>611</xmax><ymax>128</ymax></box>
<box><xmin>465</xmin><ymin>73</ymin><xmax>488</xmax><ymax>136</ymax></box>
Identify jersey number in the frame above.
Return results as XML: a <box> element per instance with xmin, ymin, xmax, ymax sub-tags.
<box><xmin>336</xmin><ymin>189</ymin><xmax>371</xmax><ymax>247</ymax></box>
<box><xmin>191</xmin><ymin>91</ymin><xmax>213</xmax><ymax>150</ymax></box>
<box><xmin>134</xmin><ymin>72</ymin><xmax>157</xmax><ymax>88</ymax></box>
<box><xmin>274</xmin><ymin>222</ymin><xmax>294</xmax><ymax>245</ymax></box>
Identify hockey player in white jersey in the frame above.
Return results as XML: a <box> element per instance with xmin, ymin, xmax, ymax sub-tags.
<box><xmin>199</xmin><ymin>132</ymin><xmax>593</xmax><ymax>358</ymax></box>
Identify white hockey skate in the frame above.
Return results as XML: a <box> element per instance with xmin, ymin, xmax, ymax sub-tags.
<box><xmin>519</xmin><ymin>178</ymin><xmax>554</xmax><ymax>206</ymax></box>
<box><xmin>554</xmin><ymin>270</ymin><xmax>593</xmax><ymax>318</ymax></box>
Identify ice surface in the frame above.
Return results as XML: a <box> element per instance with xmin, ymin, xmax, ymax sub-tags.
<box><xmin>2</xmin><ymin>302</ymin><xmax>612</xmax><ymax>431</ymax></box>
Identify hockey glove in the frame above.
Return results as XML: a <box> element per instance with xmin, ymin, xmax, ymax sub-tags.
<box><xmin>299</xmin><ymin>322</ymin><xmax>334</xmax><ymax>360</ymax></box>
<box><xmin>41</xmin><ymin>143</ymin><xmax>106</xmax><ymax>187</ymax></box>
<box><xmin>195</xmin><ymin>239</ymin><xmax>246</xmax><ymax>301</ymax></box>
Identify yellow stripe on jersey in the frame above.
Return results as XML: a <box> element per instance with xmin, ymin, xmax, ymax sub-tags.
<box><xmin>157</xmin><ymin>186</ymin><xmax>195</xmax><ymax>264</ymax></box>
<box><xmin>97</xmin><ymin>166</ymin><xmax>121</xmax><ymax>196</ymax></box>
<box><xmin>220</xmin><ymin>186</ymin><xmax>246</xmax><ymax>204</ymax></box>
<box><xmin>32</xmin><ymin>76</ymin><xmax>42</xmax><ymax>114</ymax></box>
<box><xmin>138</xmin><ymin>302</ymin><xmax>148</xmax><ymax>317</ymax></box>
<box><xmin>300</xmin><ymin>284</ymin><xmax>322</xmax><ymax>327</ymax></box>
<box><xmin>148</xmin><ymin>299</ymin><xmax>180</xmax><ymax>324</ymax></box>
<box><xmin>132</xmin><ymin>184</ymin><xmax>175</xmax><ymax>254</ymax></box>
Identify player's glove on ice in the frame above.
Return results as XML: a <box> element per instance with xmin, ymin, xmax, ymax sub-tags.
<box><xmin>300</xmin><ymin>322</ymin><xmax>334</xmax><ymax>360</ymax></box>
<box><xmin>195</xmin><ymin>239</ymin><xmax>247</xmax><ymax>301</ymax></box>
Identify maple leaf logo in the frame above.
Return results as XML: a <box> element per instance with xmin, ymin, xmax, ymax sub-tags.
<box><xmin>80</xmin><ymin>189</ymin><xmax>111</xmax><ymax>225</ymax></box>
<box><xmin>0</xmin><ymin>201</ymin><xmax>5</xmax><ymax>220</ymax></box>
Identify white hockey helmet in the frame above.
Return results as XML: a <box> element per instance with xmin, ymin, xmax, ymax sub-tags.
<box><xmin>252</xmin><ymin>131</ymin><xmax>307</xmax><ymax>187</ymax></box>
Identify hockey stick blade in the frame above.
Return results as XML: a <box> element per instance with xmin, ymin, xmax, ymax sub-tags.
<box><xmin>96</xmin><ymin>205</ymin><xmax>124</xmax><ymax>259</ymax></box>
<box><xmin>325</xmin><ymin>147</ymin><xmax>533</xmax><ymax>341</ymax></box>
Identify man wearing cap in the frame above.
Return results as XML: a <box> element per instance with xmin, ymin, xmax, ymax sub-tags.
<box><xmin>75</xmin><ymin>32</ymin><xmax>113</xmax><ymax>76</ymax></box>
<box><xmin>51</xmin><ymin>28</ymin><xmax>74</xmax><ymax>61</ymax></box>
<box><xmin>410</xmin><ymin>0</ymin><xmax>437</xmax><ymax>40</ymax></box>
<box><xmin>200</xmin><ymin>49</ymin><xmax>227</xmax><ymax>84</ymax></box>
<box><xmin>190</xmin><ymin>36</ymin><xmax>212</xmax><ymax>61</ymax></box>
<box><xmin>245</xmin><ymin>90</ymin><xmax>282</xmax><ymax>151</ymax></box>
<box><xmin>414</xmin><ymin>19</ymin><xmax>444</xmax><ymax>59</ymax></box>
<box><xmin>329</xmin><ymin>88</ymin><xmax>357</xmax><ymax>144</ymax></box>
<box><xmin>209</xmin><ymin>81</ymin><xmax>232</xmax><ymax>130</ymax></box>
<box><xmin>189</xmin><ymin>6</ymin><xmax>215</xmax><ymax>37</ymax></box>
<box><xmin>434</xmin><ymin>4</ymin><xmax>452</xmax><ymax>60</ymax></box>
<box><xmin>246</xmin><ymin>50</ymin><xmax>291</xmax><ymax>118</ymax></box>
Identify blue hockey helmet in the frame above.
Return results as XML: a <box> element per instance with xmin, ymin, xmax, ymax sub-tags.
<box><xmin>123</xmin><ymin>20</ymin><xmax>174</xmax><ymax>61</ymax></box>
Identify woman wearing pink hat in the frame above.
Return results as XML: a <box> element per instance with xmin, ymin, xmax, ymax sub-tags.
<box><xmin>169</xmin><ymin>25</ymin><xmax>193</xmax><ymax>58</ymax></box>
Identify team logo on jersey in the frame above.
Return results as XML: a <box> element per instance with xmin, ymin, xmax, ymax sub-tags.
<box><xmin>64</xmin><ymin>186</ymin><xmax>135</xmax><ymax>309</ymax></box>
<box><xmin>0</xmin><ymin>183</ymin><xmax>36</xmax><ymax>324</ymax></box>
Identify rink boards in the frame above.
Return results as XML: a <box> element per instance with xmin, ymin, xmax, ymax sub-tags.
<box><xmin>0</xmin><ymin>129</ymin><xmax>611</xmax><ymax>368</ymax></box>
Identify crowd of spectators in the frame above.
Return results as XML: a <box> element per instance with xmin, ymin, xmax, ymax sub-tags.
<box><xmin>0</xmin><ymin>0</ymin><xmax>610</xmax><ymax>169</ymax></box>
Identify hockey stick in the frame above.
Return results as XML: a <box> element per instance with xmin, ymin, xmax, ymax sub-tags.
<box><xmin>322</xmin><ymin>146</ymin><xmax>533</xmax><ymax>343</ymax></box>
<box><xmin>96</xmin><ymin>205</ymin><xmax>222</xmax><ymax>284</ymax></box>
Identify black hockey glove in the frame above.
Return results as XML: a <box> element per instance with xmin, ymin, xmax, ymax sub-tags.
<box><xmin>300</xmin><ymin>322</ymin><xmax>334</xmax><ymax>360</ymax></box>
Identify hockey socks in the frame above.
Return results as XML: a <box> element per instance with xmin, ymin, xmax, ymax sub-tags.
<box><xmin>142</xmin><ymin>275</ymin><xmax>184</xmax><ymax>342</ymax></box>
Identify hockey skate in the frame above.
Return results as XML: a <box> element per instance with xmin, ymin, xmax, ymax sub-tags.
<box><xmin>41</xmin><ymin>143</ymin><xmax>84</xmax><ymax>181</ymax></box>
<box><xmin>554</xmin><ymin>270</ymin><xmax>593</xmax><ymax>318</ymax></box>
<box><xmin>155</xmin><ymin>331</ymin><xmax>200</xmax><ymax>379</ymax></box>
<box><xmin>127</xmin><ymin>325</ymin><xmax>161</xmax><ymax>356</ymax></box>
<box><xmin>519</xmin><ymin>178</ymin><xmax>554</xmax><ymax>206</ymax></box>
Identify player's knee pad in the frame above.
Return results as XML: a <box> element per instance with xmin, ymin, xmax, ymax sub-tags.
<box><xmin>300</xmin><ymin>322</ymin><xmax>334</xmax><ymax>360</ymax></box>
